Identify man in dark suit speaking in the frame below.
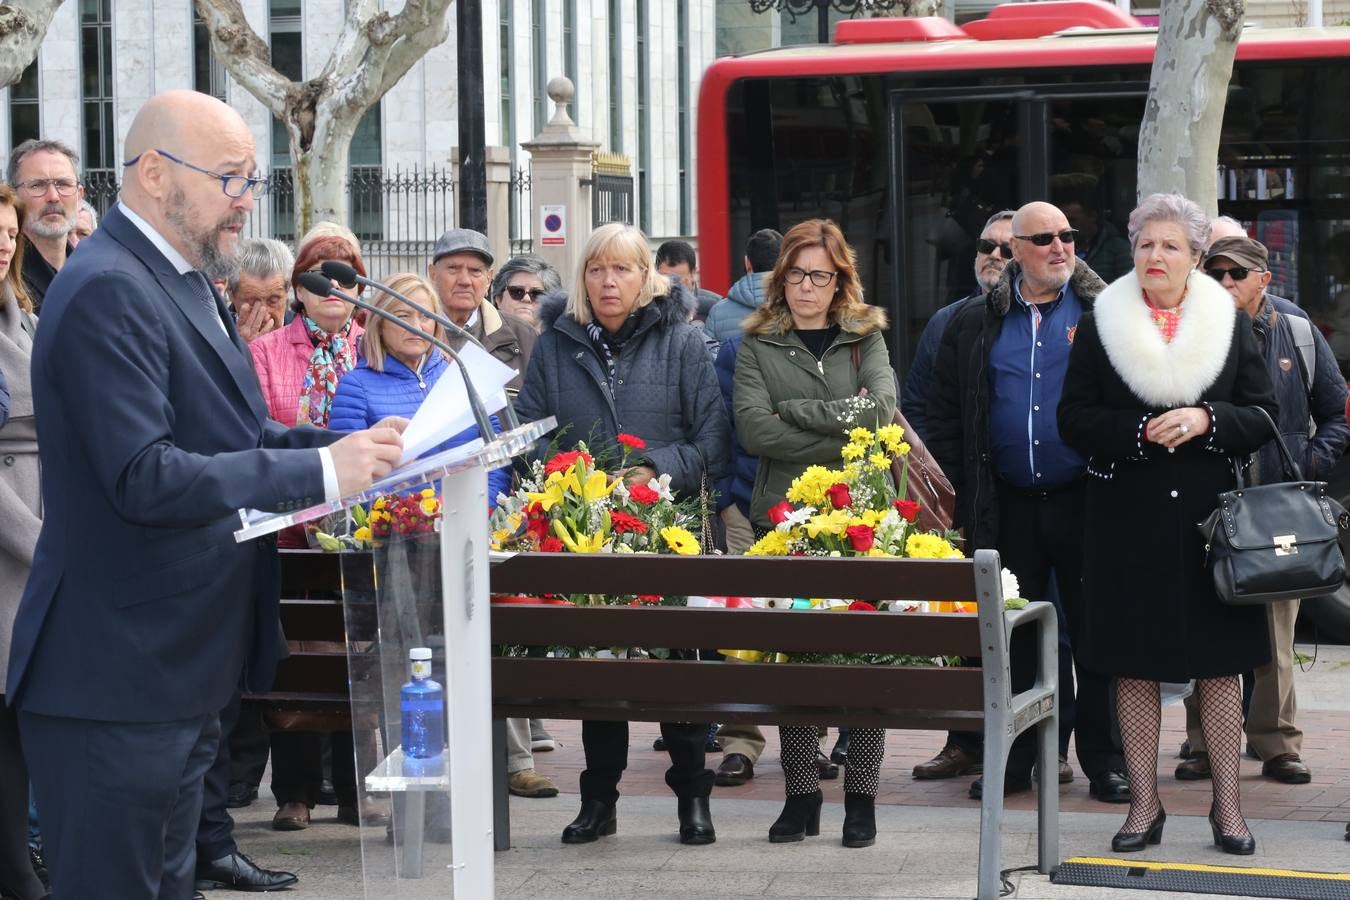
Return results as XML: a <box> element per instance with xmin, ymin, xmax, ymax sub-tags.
<box><xmin>5</xmin><ymin>90</ymin><xmax>405</xmax><ymax>898</ymax></box>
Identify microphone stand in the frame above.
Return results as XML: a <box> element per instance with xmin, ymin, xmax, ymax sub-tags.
<box><xmin>319</xmin><ymin>260</ymin><xmax>521</xmax><ymax>429</ymax></box>
<box><xmin>297</xmin><ymin>272</ymin><xmax>498</xmax><ymax>444</ymax></box>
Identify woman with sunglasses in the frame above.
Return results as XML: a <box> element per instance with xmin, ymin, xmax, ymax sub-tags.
<box><xmin>1058</xmin><ymin>193</ymin><xmax>1276</xmax><ymax>855</ymax></box>
<box><xmin>733</xmin><ymin>218</ymin><xmax>895</xmax><ymax>849</ymax></box>
<box><xmin>489</xmin><ymin>255</ymin><xmax>561</xmax><ymax>332</ymax></box>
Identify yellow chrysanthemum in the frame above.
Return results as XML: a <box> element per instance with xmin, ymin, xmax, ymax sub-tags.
<box><xmin>354</xmin><ymin>526</ymin><xmax>372</xmax><ymax>543</ymax></box>
<box><xmin>868</xmin><ymin>452</ymin><xmax>890</xmax><ymax>470</ymax></box>
<box><xmin>421</xmin><ymin>488</ymin><xmax>436</xmax><ymax>499</ymax></box>
<box><xmin>420</xmin><ymin>498</ymin><xmax>439</xmax><ymax>516</ymax></box>
<box><xmin>904</xmin><ymin>533</ymin><xmax>965</xmax><ymax>560</ymax></box>
<box><xmin>746</xmin><ymin>529</ymin><xmax>792</xmax><ymax>556</ymax></box>
<box><xmin>785</xmin><ymin>465</ymin><xmax>843</xmax><ymax>507</ymax></box>
<box><xmin>841</xmin><ymin>442</ymin><xmax>866</xmax><ymax>462</ymax></box>
<box><xmin>849</xmin><ymin>426</ymin><xmax>874</xmax><ymax>445</ymax></box>
<box><xmin>660</xmin><ymin>526</ymin><xmax>700</xmax><ymax>556</ymax></box>
<box><xmin>877</xmin><ymin>423</ymin><xmax>905</xmax><ymax>451</ymax></box>
<box><xmin>896</xmin><ymin>442</ymin><xmax>912</xmax><ymax>456</ymax></box>
<box><xmin>373</xmin><ymin>497</ymin><xmax>388</xmax><ymax>510</ymax></box>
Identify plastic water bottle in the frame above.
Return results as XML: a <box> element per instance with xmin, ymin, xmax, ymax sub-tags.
<box><xmin>400</xmin><ymin>647</ymin><xmax>444</xmax><ymax>761</ymax></box>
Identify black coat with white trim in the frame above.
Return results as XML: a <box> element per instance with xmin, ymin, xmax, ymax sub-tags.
<box><xmin>1058</xmin><ymin>270</ymin><xmax>1277</xmax><ymax>681</ymax></box>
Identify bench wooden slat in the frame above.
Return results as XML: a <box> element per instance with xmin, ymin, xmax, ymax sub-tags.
<box><xmin>492</xmin><ymin>604</ymin><xmax>984</xmax><ymax>655</ymax></box>
<box><xmin>491</xmin><ymin>700</ymin><xmax>985</xmax><ymax>732</ymax></box>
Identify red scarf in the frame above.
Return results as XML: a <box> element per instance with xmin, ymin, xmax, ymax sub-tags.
<box><xmin>1142</xmin><ymin>290</ymin><xmax>1184</xmax><ymax>343</ymax></box>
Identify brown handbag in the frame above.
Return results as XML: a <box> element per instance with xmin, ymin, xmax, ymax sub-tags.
<box><xmin>851</xmin><ymin>343</ymin><xmax>956</xmax><ymax>533</ymax></box>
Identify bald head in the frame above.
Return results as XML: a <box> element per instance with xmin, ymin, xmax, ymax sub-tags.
<box><xmin>121</xmin><ymin>90</ymin><xmax>258</xmax><ymax>279</ymax></box>
<box><xmin>1010</xmin><ymin>201</ymin><xmax>1077</xmax><ymax>301</ymax></box>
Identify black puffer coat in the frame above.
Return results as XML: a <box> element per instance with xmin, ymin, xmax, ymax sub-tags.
<box><xmin>516</xmin><ymin>285</ymin><xmax>729</xmax><ymax>497</ymax></box>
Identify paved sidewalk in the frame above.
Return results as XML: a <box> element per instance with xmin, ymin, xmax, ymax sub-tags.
<box><xmin>227</xmin><ymin>643</ymin><xmax>1350</xmax><ymax>898</ymax></box>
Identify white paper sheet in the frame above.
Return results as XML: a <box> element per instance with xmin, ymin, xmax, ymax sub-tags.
<box><xmin>399</xmin><ymin>343</ymin><xmax>517</xmax><ymax>464</ymax></box>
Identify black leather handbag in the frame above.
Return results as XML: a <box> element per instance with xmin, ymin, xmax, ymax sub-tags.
<box><xmin>1200</xmin><ymin>407</ymin><xmax>1347</xmax><ymax>606</ymax></box>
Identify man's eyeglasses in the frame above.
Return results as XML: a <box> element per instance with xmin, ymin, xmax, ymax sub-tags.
<box><xmin>976</xmin><ymin>239</ymin><xmax>1013</xmax><ymax>258</ymax></box>
<box><xmin>504</xmin><ymin>285</ymin><xmax>546</xmax><ymax>303</ymax></box>
<box><xmin>784</xmin><ymin>268</ymin><xmax>837</xmax><ymax>287</ymax></box>
<box><xmin>1205</xmin><ymin>265</ymin><xmax>1262</xmax><ymax>282</ymax></box>
<box><xmin>123</xmin><ymin>148</ymin><xmax>269</xmax><ymax>199</ymax></box>
<box><xmin>1015</xmin><ymin>229</ymin><xmax>1080</xmax><ymax>247</ymax></box>
<box><xmin>18</xmin><ymin>178</ymin><xmax>80</xmax><ymax>198</ymax></box>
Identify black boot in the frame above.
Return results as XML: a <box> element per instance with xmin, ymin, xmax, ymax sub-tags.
<box><xmin>831</xmin><ymin>729</ymin><xmax>851</xmax><ymax>765</ymax></box>
<box><xmin>561</xmin><ymin>799</ymin><xmax>617</xmax><ymax>844</ymax></box>
<box><xmin>769</xmin><ymin>789</ymin><xmax>823</xmax><ymax>843</ymax></box>
<box><xmin>677</xmin><ymin>796</ymin><xmax>716</xmax><ymax>845</ymax></box>
<box><xmin>842</xmin><ymin>792</ymin><xmax>876</xmax><ymax>848</ymax></box>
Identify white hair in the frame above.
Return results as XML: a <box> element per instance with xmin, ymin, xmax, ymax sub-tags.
<box><xmin>1127</xmin><ymin>193</ymin><xmax>1209</xmax><ymax>253</ymax></box>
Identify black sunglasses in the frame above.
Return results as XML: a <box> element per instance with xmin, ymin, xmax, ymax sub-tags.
<box><xmin>976</xmin><ymin>239</ymin><xmax>1013</xmax><ymax>258</ymax></box>
<box><xmin>1205</xmin><ymin>265</ymin><xmax>1262</xmax><ymax>282</ymax></box>
<box><xmin>1015</xmin><ymin>229</ymin><xmax>1080</xmax><ymax>246</ymax></box>
<box><xmin>504</xmin><ymin>285</ymin><xmax>546</xmax><ymax>302</ymax></box>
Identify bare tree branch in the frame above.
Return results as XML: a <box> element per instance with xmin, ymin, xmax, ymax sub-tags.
<box><xmin>194</xmin><ymin>0</ymin><xmax>293</xmax><ymax>115</ymax></box>
<box><xmin>0</xmin><ymin>0</ymin><xmax>64</xmax><ymax>89</ymax></box>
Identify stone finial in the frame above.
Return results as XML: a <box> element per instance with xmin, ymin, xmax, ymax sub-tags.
<box><xmin>547</xmin><ymin>77</ymin><xmax>577</xmax><ymax>127</ymax></box>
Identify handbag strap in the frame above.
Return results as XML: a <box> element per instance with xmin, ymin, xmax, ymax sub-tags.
<box><xmin>1231</xmin><ymin>406</ymin><xmax>1303</xmax><ymax>487</ymax></box>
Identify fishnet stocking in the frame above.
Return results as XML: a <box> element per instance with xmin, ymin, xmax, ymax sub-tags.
<box><xmin>1195</xmin><ymin>676</ymin><xmax>1250</xmax><ymax>838</ymax></box>
<box><xmin>1115</xmin><ymin>678</ymin><xmax>1162</xmax><ymax>832</ymax></box>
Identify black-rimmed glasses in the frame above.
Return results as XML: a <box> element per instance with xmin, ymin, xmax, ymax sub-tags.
<box><xmin>976</xmin><ymin>239</ymin><xmax>1013</xmax><ymax>258</ymax></box>
<box><xmin>784</xmin><ymin>268</ymin><xmax>837</xmax><ymax>287</ymax></box>
<box><xmin>1015</xmin><ymin>229</ymin><xmax>1080</xmax><ymax>246</ymax></box>
<box><xmin>1205</xmin><ymin>265</ymin><xmax>1262</xmax><ymax>282</ymax></box>
<box><xmin>123</xmin><ymin>148</ymin><xmax>269</xmax><ymax>199</ymax></box>
<box><xmin>504</xmin><ymin>285</ymin><xmax>546</xmax><ymax>303</ymax></box>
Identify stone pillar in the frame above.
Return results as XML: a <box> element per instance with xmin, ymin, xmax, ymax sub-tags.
<box><xmin>520</xmin><ymin>77</ymin><xmax>600</xmax><ymax>284</ymax></box>
<box><xmin>452</xmin><ymin>145</ymin><xmax>513</xmax><ymax>265</ymax></box>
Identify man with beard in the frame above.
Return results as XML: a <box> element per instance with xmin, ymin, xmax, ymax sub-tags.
<box><xmin>6</xmin><ymin>139</ymin><xmax>83</xmax><ymax>311</ymax></box>
<box><xmin>5</xmin><ymin>90</ymin><xmax>406</xmax><ymax>900</ymax></box>
<box><xmin>923</xmin><ymin>201</ymin><xmax>1130</xmax><ymax>804</ymax></box>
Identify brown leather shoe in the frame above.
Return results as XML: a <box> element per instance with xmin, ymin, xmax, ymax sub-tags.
<box><xmin>913</xmin><ymin>743</ymin><xmax>983</xmax><ymax>780</ymax></box>
<box><xmin>1261</xmin><ymin>753</ymin><xmax>1312</xmax><ymax>784</ymax></box>
<box><xmin>1344</xmin><ymin>822</ymin><xmax>1349</xmax><ymax>842</ymax></box>
<box><xmin>714</xmin><ymin>752</ymin><xmax>754</xmax><ymax>786</ymax></box>
<box><xmin>1175</xmin><ymin>752</ymin><xmax>1211</xmax><ymax>781</ymax></box>
<box><xmin>509</xmin><ymin>767</ymin><xmax>561</xmax><ymax>798</ymax></box>
<box><xmin>272</xmin><ymin>801</ymin><xmax>311</xmax><ymax>830</ymax></box>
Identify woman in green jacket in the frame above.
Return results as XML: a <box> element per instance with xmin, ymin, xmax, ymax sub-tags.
<box><xmin>733</xmin><ymin>218</ymin><xmax>896</xmax><ymax>849</ymax></box>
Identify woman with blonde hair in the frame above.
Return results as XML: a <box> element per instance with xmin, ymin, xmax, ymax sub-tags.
<box><xmin>0</xmin><ymin>184</ymin><xmax>46</xmax><ymax>900</ymax></box>
<box><xmin>516</xmin><ymin>222</ymin><xmax>729</xmax><ymax>846</ymax></box>
<box><xmin>734</xmin><ymin>218</ymin><xmax>895</xmax><ymax>848</ymax></box>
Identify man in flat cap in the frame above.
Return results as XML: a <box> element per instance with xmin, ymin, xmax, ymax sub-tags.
<box><xmin>428</xmin><ymin>228</ymin><xmax>537</xmax><ymax>394</ymax></box>
<box><xmin>1175</xmin><ymin>233</ymin><xmax>1349</xmax><ymax>787</ymax></box>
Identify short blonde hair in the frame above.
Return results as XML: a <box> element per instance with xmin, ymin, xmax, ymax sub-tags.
<box><xmin>297</xmin><ymin>220</ymin><xmax>361</xmax><ymax>256</ymax></box>
<box><xmin>566</xmin><ymin>223</ymin><xmax>668</xmax><ymax>326</ymax></box>
<box><xmin>361</xmin><ymin>272</ymin><xmax>446</xmax><ymax>372</ymax></box>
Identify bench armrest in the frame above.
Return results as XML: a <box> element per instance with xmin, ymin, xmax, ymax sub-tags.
<box><xmin>1004</xmin><ymin>601</ymin><xmax>1058</xmax><ymax>736</ymax></box>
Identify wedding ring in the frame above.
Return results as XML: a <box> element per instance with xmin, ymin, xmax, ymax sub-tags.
<box><xmin>1179</xmin><ymin>424</ymin><xmax>1188</xmax><ymax>434</ymax></box>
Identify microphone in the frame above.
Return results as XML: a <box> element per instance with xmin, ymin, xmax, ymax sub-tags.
<box><xmin>297</xmin><ymin>271</ymin><xmax>497</xmax><ymax>444</ymax></box>
<box><xmin>319</xmin><ymin>260</ymin><xmax>521</xmax><ymax>429</ymax></box>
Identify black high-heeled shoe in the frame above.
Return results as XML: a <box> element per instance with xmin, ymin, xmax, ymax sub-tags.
<box><xmin>842</xmin><ymin>792</ymin><xmax>876</xmax><ymax>848</ymax></box>
<box><xmin>769</xmin><ymin>789</ymin><xmax>823</xmax><ymax>843</ymax></box>
<box><xmin>678</xmin><ymin>796</ymin><xmax>716</xmax><ymax>845</ymax></box>
<box><xmin>561</xmin><ymin>800</ymin><xmax>617</xmax><ymax>844</ymax></box>
<box><xmin>1111</xmin><ymin>808</ymin><xmax>1166</xmax><ymax>852</ymax></box>
<box><xmin>1209</xmin><ymin>806</ymin><xmax>1255</xmax><ymax>855</ymax></box>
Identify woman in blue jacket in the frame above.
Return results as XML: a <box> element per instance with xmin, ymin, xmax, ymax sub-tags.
<box><xmin>329</xmin><ymin>272</ymin><xmax>510</xmax><ymax>504</ymax></box>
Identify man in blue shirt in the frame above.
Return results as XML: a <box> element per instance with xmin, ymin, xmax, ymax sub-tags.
<box><xmin>922</xmin><ymin>201</ymin><xmax>1129</xmax><ymax>803</ymax></box>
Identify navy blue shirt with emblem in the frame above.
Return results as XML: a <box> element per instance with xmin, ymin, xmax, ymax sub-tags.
<box><xmin>988</xmin><ymin>276</ymin><xmax>1088</xmax><ymax>489</ymax></box>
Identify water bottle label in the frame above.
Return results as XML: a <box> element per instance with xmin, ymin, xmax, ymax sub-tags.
<box><xmin>411</xmin><ymin>659</ymin><xmax>431</xmax><ymax>679</ymax></box>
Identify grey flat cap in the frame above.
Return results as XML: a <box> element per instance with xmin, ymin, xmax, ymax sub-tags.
<box><xmin>432</xmin><ymin>228</ymin><xmax>493</xmax><ymax>265</ymax></box>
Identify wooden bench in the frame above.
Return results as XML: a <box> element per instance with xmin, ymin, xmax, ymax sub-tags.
<box><xmin>489</xmin><ymin>548</ymin><xmax>1059</xmax><ymax>900</ymax></box>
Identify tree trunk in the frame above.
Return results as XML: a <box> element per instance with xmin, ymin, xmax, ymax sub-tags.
<box><xmin>283</xmin><ymin>104</ymin><xmax>359</xmax><ymax>237</ymax></box>
<box><xmin>0</xmin><ymin>0</ymin><xmax>65</xmax><ymax>88</ymax></box>
<box><xmin>1136</xmin><ymin>0</ymin><xmax>1245</xmax><ymax>216</ymax></box>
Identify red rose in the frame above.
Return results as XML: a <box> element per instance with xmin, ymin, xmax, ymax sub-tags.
<box><xmin>609</xmin><ymin>510</ymin><xmax>648</xmax><ymax>534</ymax></box>
<box><xmin>628</xmin><ymin>483</ymin><xmax>660</xmax><ymax>505</ymax></box>
<box><xmin>539</xmin><ymin>536</ymin><xmax>565</xmax><ymax>553</ymax></box>
<box><xmin>616</xmin><ymin>433</ymin><xmax>647</xmax><ymax>450</ymax></box>
<box><xmin>545</xmin><ymin>450</ymin><xmax>593</xmax><ymax>476</ymax></box>
<box><xmin>893</xmin><ymin>499</ymin><xmax>921</xmax><ymax>522</ymax></box>
<box><xmin>767</xmin><ymin>500</ymin><xmax>795</xmax><ymax>525</ymax></box>
<box><xmin>635</xmin><ymin>594</ymin><xmax>663</xmax><ymax>604</ymax></box>
<box><xmin>847</xmin><ymin>600</ymin><xmax>877</xmax><ymax>612</ymax></box>
<box><xmin>827</xmin><ymin>482</ymin><xmax>853</xmax><ymax>509</ymax></box>
<box><xmin>846</xmin><ymin>524</ymin><xmax>875</xmax><ymax>552</ymax></box>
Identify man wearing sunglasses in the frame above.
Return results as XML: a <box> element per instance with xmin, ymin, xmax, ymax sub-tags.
<box><xmin>5</xmin><ymin>139</ymin><xmax>84</xmax><ymax>312</ymax></box>
<box><xmin>1173</xmin><ymin>235</ymin><xmax>1348</xmax><ymax>790</ymax></box>
<box><xmin>925</xmin><ymin>200</ymin><xmax>1130</xmax><ymax>805</ymax></box>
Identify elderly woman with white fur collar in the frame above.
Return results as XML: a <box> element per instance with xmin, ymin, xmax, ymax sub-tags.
<box><xmin>1058</xmin><ymin>192</ymin><xmax>1277</xmax><ymax>858</ymax></box>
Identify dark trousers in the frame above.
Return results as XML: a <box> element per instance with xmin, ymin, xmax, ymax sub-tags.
<box><xmin>0</xmin><ymin>698</ymin><xmax>44</xmax><ymax>900</ymax></box>
<box><xmin>270</xmin><ymin>730</ymin><xmax>355</xmax><ymax>808</ymax></box>
<box><xmin>227</xmin><ymin>701</ymin><xmax>270</xmax><ymax>789</ymax></box>
<box><xmin>196</xmin><ymin>692</ymin><xmax>241</xmax><ymax>862</ymax></box>
<box><xmin>579</xmin><ymin>721</ymin><xmax>712</xmax><ymax>805</ymax></box>
<box><xmin>20</xmin><ymin>709</ymin><xmax>219</xmax><ymax>900</ymax></box>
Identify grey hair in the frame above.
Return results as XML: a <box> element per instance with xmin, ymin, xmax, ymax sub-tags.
<box><xmin>984</xmin><ymin>209</ymin><xmax>1016</xmax><ymax>231</ymax></box>
<box><xmin>78</xmin><ymin>200</ymin><xmax>98</xmax><ymax>228</ymax></box>
<box><xmin>490</xmin><ymin>254</ymin><xmax>563</xmax><ymax>303</ymax></box>
<box><xmin>6</xmin><ymin>138</ymin><xmax>80</xmax><ymax>186</ymax></box>
<box><xmin>227</xmin><ymin>238</ymin><xmax>295</xmax><ymax>293</ymax></box>
<box><xmin>1127</xmin><ymin>193</ymin><xmax>1209</xmax><ymax>253</ymax></box>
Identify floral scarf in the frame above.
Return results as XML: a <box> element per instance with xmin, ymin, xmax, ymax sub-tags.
<box><xmin>296</xmin><ymin>315</ymin><xmax>357</xmax><ymax>427</ymax></box>
<box><xmin>1142</xmin><ymin>290</ymin><xmax>1184</xmax><ymax>343</ymax></box>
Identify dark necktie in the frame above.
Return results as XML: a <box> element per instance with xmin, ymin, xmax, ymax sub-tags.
<box><xmin>186</xmin><ymin>270</ymin><xmax>228</xmax><ymax>336</ymax></box>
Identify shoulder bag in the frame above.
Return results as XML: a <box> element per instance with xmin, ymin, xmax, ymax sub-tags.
<box><xmin>1200</xmin><ymin>406</ymin><xmax>1347</xmax><ymax>605</ymax></box>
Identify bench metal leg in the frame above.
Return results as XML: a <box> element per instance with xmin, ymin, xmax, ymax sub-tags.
<box><xmin>1037</xmin><ymin>713</ymin><xmax>1059</xmax><ymax>874</ymax></box>
<box><xmin>493</xmin><ymin>717</ymin><xmax>511</xmax><ymax>851</ymax></box>
<box><xmin>977</xmin><ymin>731</ymin><xmax>1007</xmax><ymax>900</ymax></box>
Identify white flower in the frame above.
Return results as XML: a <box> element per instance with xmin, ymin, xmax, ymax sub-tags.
<box><xmin>612</xmin><ymin>480</ymin><xmax>630</xmax><ymax>502</ymax></box>
<box><xmin>777</xmin><ymin>505</ymin><xmax>816</xmax><ymax>531</ymax></box>
<box><xmin>649</xmin><ymin>472</ymin><xmax>675</xmax><ymax>501</ymax></box>
<box><xmin>1001</xmin><ymin>568</ymin><xmax>1022</xmax><ymax>601</ymax></box>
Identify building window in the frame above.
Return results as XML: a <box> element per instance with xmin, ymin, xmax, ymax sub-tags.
<box><xmin>677</xmin><ymin>0</ymin><xmax>690</xmax><ymax>235</ymax></box>
<box><xmin>349</xmin><ymin>105</ymin><xmax>383</xmax><ymax>240</ymax></box>
<box><xmin>637</xmin><ymin>2</ymin><xmax>649</xmax><ymax>232</ymax></box>
<box><xmin>563</xmin><ymin>0</ymin><xmax>577</xmax><ymax>125</ymax></box>
<box><xmin>269</xmin><ymin>0</ymin><xmax>303</xmax><ymax>239</ymax></box>
<box><xmin>193</xmin><ymin>7</ymin><xmax>228</xmax><ymax>100</ymax></box>
<box><xmin>608</xmin><ymin>0</ymin><xmax>621</xmax><ymax>152</ymax></box>
<box><xmin>532</xmin><ymin>0</ymin><xmax>547</xmax><ymax>135</ymax></box>
<box><xmin>80</xmin><ymin>0</ymin><xmax>115</xmax><ymax>173</ymax></box>
<box><xmin>9</xmin><ymin>61</ymin><xmax>40</xmax><ymax>148</ymax></box>
<box><xmin>500</xmin><ymin>4</ymin><xmax>515</xmax><ymax>155</ymax></box>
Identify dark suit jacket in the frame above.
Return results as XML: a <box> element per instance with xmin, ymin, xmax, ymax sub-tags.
<box><xmin>5</xmin><ymin>204</ymin><xmax>340</xmax><ymax>722</ymax></box>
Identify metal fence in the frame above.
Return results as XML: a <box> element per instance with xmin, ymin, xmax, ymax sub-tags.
<box><xmin>508</xmin><ymin>167</ymin><xmax>532</xmax><ymax>256</ymax></box>
<box><xmin>591</xmin><ymin>151</ymin><xmax>635</xmax><ymax>227</ymax></box>
<box><xmin>82</xmin><ymin>164</ymin><xmax>456</xmax><ymax>280</ymax></box>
